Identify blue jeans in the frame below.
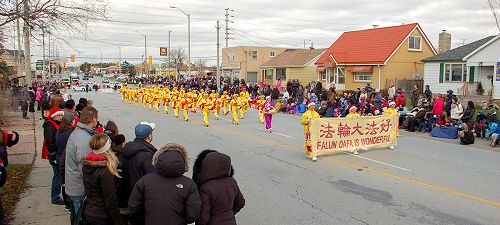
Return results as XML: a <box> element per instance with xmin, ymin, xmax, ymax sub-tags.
<box><xmin>70</xmin><ymin>195</ymin><xmax>84</xmax><ymax>225</ymax></box>
<box><xmin>51</xmin><ymin>164</ymin><xmax>61</xmax><ymax>203</ymax></box>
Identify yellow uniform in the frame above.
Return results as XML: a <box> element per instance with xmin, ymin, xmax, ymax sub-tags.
<box><xmin>256</xmin><ymin>96</ymin><xmax>266</xmax><ymax>124</ymax></box>
<box><xmin>301</xmin><ymin>108</ymin><xmax>320</xmax><ymax>158</ymax></box>
<box><xmin>345</xmin><ymin>111</ymin><xmax>361</xmax><ymax>118</ymax></box>
<box><xmin>213</xmin><ymin>95</ymin><xmax>222</xmax><ymax>120</ymax></box>
<box><xmin>230</xmin><ymin>95</ymin><xmax>240</xmax><ymax>124</ymax></box>
<box><xmin>221</xmin><ymin>92</ymin><xmax>230</xmax><ymax>115</ymax></box>
<box><xmin>198</xmin><ymin>94</ymin><xmax>212</xmax><ymax>126</ymax></box>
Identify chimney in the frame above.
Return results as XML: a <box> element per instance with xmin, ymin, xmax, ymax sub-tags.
<box><xmin>309</xmin><ymin>42</ymin><xmax>314</xmax><ymax>50</ymax></box>
<box><xmin>438</xmin><ymin>30</ymin><xmax>451</xmax><ymax>54</ymax></box>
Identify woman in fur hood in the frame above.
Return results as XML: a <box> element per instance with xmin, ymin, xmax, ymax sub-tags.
<box><xmin>192</xmin><ymin>150</ymin><xmax>245</xmax><ymax>225</ymax></box>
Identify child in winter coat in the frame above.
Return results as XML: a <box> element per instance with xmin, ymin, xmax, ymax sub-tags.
<box><xmin>192</xmin><ymin>150</ymin><xmax>245</xmax><ymax>225</ymax></box>
<box><xmin>128</xmin><ymin>143</ymin><xmax>201</xmax><ymax>225</ymax></box>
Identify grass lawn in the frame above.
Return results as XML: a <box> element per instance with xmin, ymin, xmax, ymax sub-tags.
<box><xmin>0</xmin><ymin>164</ymin><xmax>32</xmax><ymax>223</ymax></box>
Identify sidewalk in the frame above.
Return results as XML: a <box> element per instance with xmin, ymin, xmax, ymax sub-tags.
<box><xmin>10</xmin><ymin>115</ymin><xmax>69</xmax><ymax>225</ymax></box>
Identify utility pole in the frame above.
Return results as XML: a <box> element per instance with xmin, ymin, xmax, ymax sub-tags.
<box><xmin>100</xmin><ymin>51</ymin><xmax>103</xmax><ymax>73</ymax></box>
<box><xmin>216</xmin><ymin>20</ymin><xmax>221</xmax><ymax>90</ymax></box>
<box><xmin>23</xmin><ymin>0</ymin><xmax>32</xmax><ymax>83</ymax></box>
<box><xmin>168</xmin><ymin>30</ymin><xmax>171</xmax><ymax>79</ymax></box>
<box><xmin>225</xmin><ymin>8</ymin><xmax>233</xmax><ymax>48</ymax></box>
<box><xmin>15</xmin><ymin>0</ymin><xmax>22</xmax><ymax>78</ymax></box>
<box><xmin>119</xmin><ymin>47</ymin><xmax>122</xmax><ymax>64</ymax></box>
<box><xmin>48</xmin><ymin>34</ymin><xmax>51</xmax><ymax>77</ymax></box>
<box><xmin>144</xmin><ymin>34</ymin><xmax>148</xmax><ymax>76</ymax></box>
<box><xmin>170</xmin><ymin>6</ymin><xmax>191</xmax><ymax>78</ymax></box>
<box><xmin>41</xmin><ymin>25</ymin><xmax>46</xmax><ymax>82</ymax></box>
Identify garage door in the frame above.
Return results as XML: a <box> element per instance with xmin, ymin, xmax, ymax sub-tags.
<box><xmin>247</xmin><ymin>72</ymin><xmax>258</xmax><ymax>83</ymax></box>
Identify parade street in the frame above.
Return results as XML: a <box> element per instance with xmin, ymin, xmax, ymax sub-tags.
<box><xmin>72</xmin><ymin>90</ymin><xmax>500</xmax><ymax>225</ymax></box>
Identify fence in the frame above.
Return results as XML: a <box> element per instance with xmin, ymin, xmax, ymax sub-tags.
<box><xmin>386</xmin><ymin>78</ymin><xmax>424</xmax><ymax>97</ymax></box>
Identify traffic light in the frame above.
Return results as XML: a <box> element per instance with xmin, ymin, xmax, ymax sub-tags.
<box><xmin>70</xmin><ymin>54</ymin><xmax>75</xmax><ymax>62</ymax></box>
<box><xmin>116</xmin><ymin>60</ymin><xmax>120</xmax><ymax>67</ymax></box>
<box><xmin>63</xmin><ymin>61</ymin><xmax>67</xmax><ymax>68</ymax></box>
<box><xmin>148</xmin><ymin>56</ymin><xmax>153</xmax><ymax>65</ymax></box>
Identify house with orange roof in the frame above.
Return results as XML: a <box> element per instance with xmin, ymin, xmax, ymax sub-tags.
<box><xmin>315</xmin><ymin>23</ymin><xmax>437</xmax><ymax>91</ymax></box>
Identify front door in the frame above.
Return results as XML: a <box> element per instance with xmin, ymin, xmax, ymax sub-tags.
<box><xmin>335</xmin><ymin>67</ymin><xmax>346</xmax><ymax>90</ymax></box>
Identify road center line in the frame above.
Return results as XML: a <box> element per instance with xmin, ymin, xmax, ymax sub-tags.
<box><xmin>257</xmin><ymin>128</ymin><xmax>297</xmax><ymax>139</ymax></box>
<box><xmin>342</xmin><ymin>153</ymin><xmax>411</xmax><ymax>172</ymax></box>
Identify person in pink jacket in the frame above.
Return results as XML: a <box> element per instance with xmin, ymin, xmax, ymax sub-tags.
<box><xmin>433</xmin><ymin>95</ymin><xmax>444</xmax><ymax>116</ymax></box>
<box><xmin>36</xmin><ymin>87</ymin><xmax>42</xmax><ymax>111</ymax></box>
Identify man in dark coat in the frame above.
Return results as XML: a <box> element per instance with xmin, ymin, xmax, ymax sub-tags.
<box><xmin>128</xmin><ymin>143</ymin><xmax>201</xmax><ymax>225</ymax></box>
<box><xmin>121</xmin><ymin>122</ymin><xmax>157</xmax><ymax>214</ymax></box>
<box><xmin>315</xmin><ymin>80</ymin><xmax>322</xmax><ymax>97</ymax></box>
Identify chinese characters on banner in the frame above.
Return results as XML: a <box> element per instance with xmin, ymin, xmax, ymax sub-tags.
<box><xmin>496</xmin><ymin>62</ymin><xmax>500</xmax><ymax>82</ymax></box>
<box><xmin>309</xmin><ymin>114</ymin><xmax>399</xmax><ymax>155</ymax></box>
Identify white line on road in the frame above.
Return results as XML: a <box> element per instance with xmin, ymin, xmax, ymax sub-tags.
<box><xmin>343</xmin><ymin>153</ymin><xmax>411</xmax><ymax>172</ymax></box>
<box><xmin>257</xmin><ymin>128</ymin><xmax>297</xmax><ymax>139</ymax></box>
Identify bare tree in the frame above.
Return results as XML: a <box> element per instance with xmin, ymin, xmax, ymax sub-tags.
<box><xmin>488</xmin><ymin>0</ymin><xmax>500</xmax><ymax>32</ymax></box>
<box><xmin>169</xmin><ymin>48</ymin><xmax>185</xmax><ymax>78</ymax></box>
<box><xmin>1</xmin><ymin>0</ymin><xmax>109</xmax><ymax>45</ymax></box>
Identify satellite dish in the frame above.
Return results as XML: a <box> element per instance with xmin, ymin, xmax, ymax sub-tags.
<box><xmin>412</xmin><ymin>72</ymin><xmax>422</xmax><ymax>79</ymax></box>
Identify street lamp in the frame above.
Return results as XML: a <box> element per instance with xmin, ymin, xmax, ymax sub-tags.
<box><xmin>170</xmin><ymin>6</ymin><xmax>191</xmax><ymax>79</ymax></box>
<box><xmin>135</xmin><ymin>31</ymin><xmax>148</xmax><ymax>76</ymax></box>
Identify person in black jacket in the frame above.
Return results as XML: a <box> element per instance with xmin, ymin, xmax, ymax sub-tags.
<box><xmin>0</xmin><ymin>129</ymin><xmax>20</xmax><ymax>225</ymax></box>
<box><xmin>55</xmin><ymin>112</ymin><xmax>76</xmax><ymax>212</ymax></box>
<box><xmin>121</xmin><ymin>122</ymin><xmax>157</xmax><ymax>221</ymax></box>
<box><xmin>461</xmin><ymin>101</ymin><xmax>475</xmax><ymax>124</ymax></box>
<box><xmin>128</xmin><ymin>143</ymin><xmax>201</xmax><ymax>225</ymax></box>
<box><xmin>83</xmin><ymin>134</ymin><xmax>124</xmax><ymax>225</ymax></box>
<box><xmin>43</xmin><ymin>107</ymin><xmax>64</xmax><ymax>205</ymax></box>
<box><xmin>192</xmin><ymin>150</ymin><xmax>245</xmax><ymax>225</ymax></box>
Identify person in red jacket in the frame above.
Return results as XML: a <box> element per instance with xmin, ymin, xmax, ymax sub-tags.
<box><xmin>395</xmin><ymin>89</ymin><xmax>406</xmax><ymax>107</ymax></box>
<box><xmin>433</xmin><ymin>95</ymin><xmax>445</xmax><ymax>117</ymax></box>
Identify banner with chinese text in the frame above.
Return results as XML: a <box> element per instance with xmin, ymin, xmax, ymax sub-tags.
<box><xmin>309</xmin><ymin>114</ymin><xmax>398</xmax><ymax>155</ymax></box>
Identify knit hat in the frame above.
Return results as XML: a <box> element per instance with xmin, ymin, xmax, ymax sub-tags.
<box><xmin>307</xmin><ymin>102</ymin><xmax>316</xmax><ymax>107</ymax></box>
<box><xmin>389</xmin><ymin>101</ymin><xmax>396</xmax><ymax>106</ymax></box>
<box><xmin>114</xmin><ymin>134</ymin><xmax>126</xmax><ymax>146</ymax></box>
<box><xmin>105</xmin><ymin>121</ymin><xmax>119</xmax><ymax>134</ymax></box>
<box><xmin>349</xmin><ymin>105</ymin><xmax>357</xmax><ymax>111</ymax></box>
<box><xmin>135</xmin><ymin>122</ymin><xmax>156</xmax><ymax>139</ymax></box>
<box><xmin>63</xmin><ymin>111</ymin><xmax>75</xmax><ymax>121</ymax></box>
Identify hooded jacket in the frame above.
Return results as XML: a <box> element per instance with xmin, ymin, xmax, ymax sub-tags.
<box><xmin>82</xmin><ymin>156</ymin><xmax>124</xmax><ymax>225</ymax></box>
<box><xmin>43</xmin><ymin>119</ymin><xmax>60</xmax><ymax>162</ymax></box>
<box><xmin>128</xmin><ymin>145</ymin><xmax>201</xmax><ymax>225</ymax></box>
<box><xmin>65</xmin><ymin>122</ymin><xmax>95</xmax><ymax>196</ymax></box>
<box><xmin>193</xmin><ymin>151</ymin><xmax>245</xmax><ymax>225</ymax></box>
<box><xmin>122</xmin><ymin>138</ymin><xmax>157</xmax><ymax>203</ymax></box>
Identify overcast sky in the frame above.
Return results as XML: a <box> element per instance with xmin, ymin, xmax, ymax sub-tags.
<box><xmin>6</xmin><ymin>0</ymin><xmax>500</xmax><ymax>66</ymax></box>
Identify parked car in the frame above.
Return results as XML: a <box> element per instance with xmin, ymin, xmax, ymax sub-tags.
<box><xmin>110</xmin><ymin>82</ymin><xmax>122</xmax><ymax>89</ymax></box>
<box><xmin>72</xmin><ymin>84</ymin><xmax>92</xmax><ymax>92</ymax></box>
<box><xmin>82</xmin><ymin>74</ymin><xmax>89</xmax><ymax>80</ymax></box>
<box><xmin>62</xmin><ymin>78</ymin><xmax>70</xmax><ymax>84</ymax></box>
<box><xmin>116</xmin><ymin>75</ymin><xmax>127</xmax><ymax>81</ymax></box>
<box><xmin>102</xmin><ymin>78</ymin><xmax>110</xmax><ymax>83</ymax></box>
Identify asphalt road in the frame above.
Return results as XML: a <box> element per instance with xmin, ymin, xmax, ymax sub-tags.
<box><xmin>71</xmin><ymin>89</ymin><xmax>500</xmax><ymax>225</ymax></box>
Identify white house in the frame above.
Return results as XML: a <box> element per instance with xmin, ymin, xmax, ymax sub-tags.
<box><xmin>463</xmin><ymin>35</ymin><xmax>500</xmax><ymax>100</ymax></box>
<box><xmin>423</xmin><ymin>35</ymin><xmax>500</xmax><ymax>100</ymax></box>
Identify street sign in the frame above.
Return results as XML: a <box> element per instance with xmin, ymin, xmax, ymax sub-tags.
<box><xmin>160</xmin><ymin>47</ymin><xmax>168</xmax><ymax>56</ymax></box>
<box><xmin>36</xmin><ymin>60</ymin><xmax>43</xmax><ymax>70</ymax></box>
<box><xmin>70</xmin><ymin>54</ymin><xmax>76</xmax><ymax>62</ymax></box>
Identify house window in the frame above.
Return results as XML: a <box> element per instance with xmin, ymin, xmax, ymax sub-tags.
<box><xmin>321</xmin><ymin>72</ymin><xmax>327</xmax><ymax>81</ymax></box>
<box><xmin>228</xmin><ymin>53</ymin><xmax>235</xmax><ymax>62</ymax></box>
<box><xmin>264</xmin><ymin>69</ymin><xmax>273</xmax><ymax>80</ymax></box>
<box><xmin>270</xmin><ymin>51</ymin><xmax>276</xmax><ymax>57</ymax></box>
<box><xmin>445</xmin><ymin>63</ymin><xmax>467</xmax><ymax>82</ymax></box>
<box><xmin>354</xmin><ymin>72</ymin><xmax>372</xmax><ymax>82</ymax></box>
<box><xmin>409</xmin><ymin>36</ymin><xmax>422</xmax><ymax>51</ymax></box>
<box><xmin>276</xmin><ymin>68</ymin><xmax>286</xmax><ymax>81</ymax></box>
<box><xmin>249</xmin><ymin>50</ymin><xmax>257</xmax><ymax>59</ymax></box>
